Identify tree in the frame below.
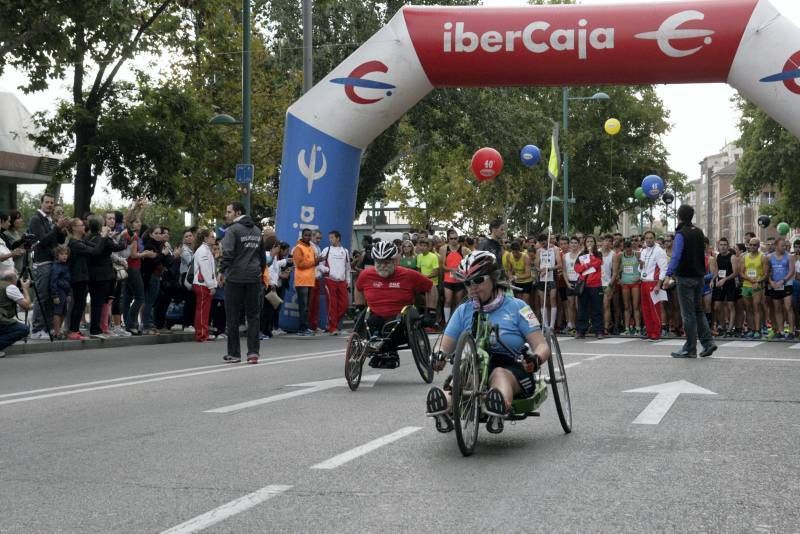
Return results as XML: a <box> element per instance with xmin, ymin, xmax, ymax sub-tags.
<box><xmin>1</xmin><ymin>0</ymin><xmax>184</xmax><ymax>217</ymax></box>
<box><xmin>734</xmin><ymin>97</ymin><xmax>800</xmax><ymax>226</ymax></box>
<box><xmin>384</xmin><ymin>84</ymin><xmax>676</xmax><ymax>235</ymax></box>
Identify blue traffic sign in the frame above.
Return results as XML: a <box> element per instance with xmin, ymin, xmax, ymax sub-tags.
<box><xmin>235</xmin><ymin>164</ymin><xmax>254</xmax><ymax>184</ymax></box>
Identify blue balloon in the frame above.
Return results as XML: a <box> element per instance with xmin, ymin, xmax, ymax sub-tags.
<box><xmin>520</xmin><ymin>145</ymin><xmax>541</xmax><ymax>167</ymax></box>
<box><xmin>642</xmin><ymin>174</ymin><xmax>664</xmax><ymax>200</ymax></box>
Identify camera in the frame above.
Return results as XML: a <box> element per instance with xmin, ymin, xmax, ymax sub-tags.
<box><xmin>11</xmin><ymin>233</ymin><xmax>38</xmax><ymax>250</ymax></box>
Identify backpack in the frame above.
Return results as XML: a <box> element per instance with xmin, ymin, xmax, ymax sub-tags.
<box><xmin>181</xmin><ymin>257</ymin><xmax>195</xmax><ymax>290</ymax></box>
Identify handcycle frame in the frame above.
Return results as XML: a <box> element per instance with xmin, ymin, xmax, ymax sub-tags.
<box><xmin>344</xmin><ymin>305</ymin><xmax>434</xmax><ymax>390</ymax></box>
<box><xmin>450</xmin><ymin>309</ymin><xmax>572</xmax><ymax>456</ymax></box>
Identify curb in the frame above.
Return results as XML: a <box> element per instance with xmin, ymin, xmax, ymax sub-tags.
<box><xmin>4</xmin><ymin>331</ymin><xmax>198</xmax><ymax>356</ymax></box>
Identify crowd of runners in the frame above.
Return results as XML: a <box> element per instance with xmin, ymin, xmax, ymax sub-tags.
<box><xmin>359</xmin><ymin>220</ymin><xmax>800</xmax><ymax>342</ymax></box>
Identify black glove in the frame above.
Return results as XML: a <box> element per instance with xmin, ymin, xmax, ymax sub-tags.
<box><xmin>432</xmin><ymin>350</ymin><xmax>448</xmax><ymax>371</ymax></box>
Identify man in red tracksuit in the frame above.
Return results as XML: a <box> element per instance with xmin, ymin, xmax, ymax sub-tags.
<box><xmin>319</xmin><ymin>230</ymin><xmax>351</xmax><ymax>334</ymax></box>
<box><xmin>639</xmin><ymin>230</ymin><xmax>669</xmax><ymax>340</ymax></box>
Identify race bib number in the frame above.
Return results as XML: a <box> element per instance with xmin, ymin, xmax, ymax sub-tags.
<box><xmin>623</xmin><ymin>266</ymin><xmax>634</xmax><ymax>274</ymax></box>
<box><xmin>579</xmin><ymin>254</ymin><xmax>590</xmax><ymax>264</ymax></box>
<box><xmin>747</xmin><ymin>269</ymin><xmax>757</xmax><ymax>279</ymax></box>
<box><xmin>717</xmin><ymin>270</ymin><xmax>726</xmax><ymax>279</ymax></box>
<box><xmin>774</xmin><ymin>281</ymin><xmax>784</xmax><ymax>290</ymax></box>
<box><xmin>519</xmin><ymin>306</ymin><xmax>540</xmax><ymax>328</ymax></box>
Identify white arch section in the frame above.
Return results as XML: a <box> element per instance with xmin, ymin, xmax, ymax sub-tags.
<box><xmin>275</xmin><ymin>0</ymin><xmax>800</xmax><ymax>251</ymax></box>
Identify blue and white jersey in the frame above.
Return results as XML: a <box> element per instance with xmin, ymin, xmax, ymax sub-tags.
<box><xmin>445</xmin><ymin>295</ymin><xmax>541</xmax><ymax>366</ymax></box>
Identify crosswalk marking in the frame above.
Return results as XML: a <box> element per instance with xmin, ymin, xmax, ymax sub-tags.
<box><xmin>653</xmin><ymin>340</ymin><xmax>686</xmax><ymax>346</ymax></box>
<box><xmin>587</xmin><ymin>338</ymin><xmax>635</xmax><ymax>345</ymax></box>
<box><xmin>720</xmin><ymin>341</ymin><xmax>764</xmax><ymax>348</ymax></box>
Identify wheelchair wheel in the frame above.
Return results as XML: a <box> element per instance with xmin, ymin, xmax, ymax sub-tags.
<box><xmin>406</xmin><ymin>309</ymin><xmax>433</xmax><ymax>384</ymax></box>
<box><xmin>344</xmin><ymin>332</ymin><xmax>367</xmax><ymax>391</ymax></box>
<box><xmin>546</xmin><ymin>329</ymin><xmax>572</xmax><ymax>433</ymax></box>
<box><xmin>452</xmin><ymin>330</ymin><xmax>481</xmax><ymax>456</ymax></box>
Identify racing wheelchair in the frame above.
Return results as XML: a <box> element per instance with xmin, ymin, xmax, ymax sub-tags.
<box><xmin>446</xmin><ymin>310</ymin><xmax>572</xmax><ymax>456</ymax></box>
<box><xmin>345</xmin><ymin>305</ymin><xmax>434</xmax><ymax>390</ymax></box>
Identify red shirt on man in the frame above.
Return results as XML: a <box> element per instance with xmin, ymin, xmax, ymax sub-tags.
<box><xmin>356</xmin><ymin>266</ymin><xmax>433</xmax><ymax>319</ymax></box>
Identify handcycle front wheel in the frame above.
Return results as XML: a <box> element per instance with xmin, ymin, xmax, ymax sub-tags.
<box><xmin>452</xmin><ymin>330</ymin><xmax>481</xmax><ymax>456</ymax></box>
<box><xmin>545</xmin><ymin>330</ymin><xmax>572</xmax><ymax>433</ymax></box>
<box><xmin>344</xmin><ymin>332</ymin><xmax>368</xmax><ymax>391</ymax></box>
<box><xmin>406</xmin><ymin>309</ymin><xmax>434</xmax><ymax>384</ymax></box>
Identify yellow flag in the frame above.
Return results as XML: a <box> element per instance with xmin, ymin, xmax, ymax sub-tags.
<box><xmin>548</xmin><ymin>124</ymin><xmax>560</xmax><ymax>181</ymax></box>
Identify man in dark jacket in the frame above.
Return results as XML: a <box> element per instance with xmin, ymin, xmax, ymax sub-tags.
<box><xmin>219</xmin><ymin>202</ymin><xmax>266</xmax><ymax>364</ymax></box>
<box><xmin>664</xmin><ymin>204</ymin><xmax>718</xmax><ymax>358</ymax></box>
<box><xmin>27</xmin><ymin>193</ymin><xmax>67</xmax><ymax>339</ymax></box>
<box><xmin>478</xmin><ymin>218</ymin><xmax>507</xmax><ymax>276</ymax></box>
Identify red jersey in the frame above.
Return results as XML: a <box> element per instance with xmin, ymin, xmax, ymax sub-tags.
<box><xmin>356</xmin><ymin>266</ymin><xmax>433</xmax><ymax>319</ymax></box>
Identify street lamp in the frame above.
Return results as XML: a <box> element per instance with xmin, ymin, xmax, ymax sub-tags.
<box><xmin>209</xmin><ymin>0</ymin><xmax>252</xmax><ymax>215</ymax></box>
<box><xmin>562</xmin><ymin>88</ymin><xmax>610</xmax><ymax>234</ymax></box>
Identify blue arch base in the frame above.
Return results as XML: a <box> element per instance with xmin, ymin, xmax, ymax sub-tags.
<box><xmin>276</xmin><ymin>113</ymin><xmax>361</xmax><ymax>332</ymax></box>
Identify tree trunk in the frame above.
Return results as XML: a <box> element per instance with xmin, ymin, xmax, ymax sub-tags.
<box><xmin>73</xmin><ymin>118</ymin><xmax>97</xmax><ymax>217</ymax></box>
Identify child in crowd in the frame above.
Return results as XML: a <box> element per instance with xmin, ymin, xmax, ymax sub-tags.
<box><xmin>50</xmin><ymin>245</ymin><xmax>71</xmax><ymax>339</ymax></box>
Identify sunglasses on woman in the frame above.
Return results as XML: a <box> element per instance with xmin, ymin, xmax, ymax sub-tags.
<box><xmin>463</xmin><ymin>275</ymin><xmax>487</xmax><ymax>287</ymax></box>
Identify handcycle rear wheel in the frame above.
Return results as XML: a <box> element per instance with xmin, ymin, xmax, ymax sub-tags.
<box><xmin>452</xmin><ymin>330</ymin><xmax>481</xmax><ymax>456</ymax></box>
<box><xmin>344</xmin><ymin>332</ymin><xmax>367</xmax><ymax>391</ymax></box>
<box><xmin>546</xmin><ymin>329</ymin><xmax>572</xmax><ymax>433</ymax></box>
<box><xmin>406</xmin><ymin>309</ymin><xmax>434</xmax><ymax>384</ymax></box>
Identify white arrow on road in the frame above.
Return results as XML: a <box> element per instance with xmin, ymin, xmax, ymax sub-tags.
<box><xmin>624</xmin><ymin>380</ymin><xmax>716</xmax><ymax>425</ymax></box>
<box><xmin>205</xmin><ymin>374</ymin><xmax>381</xmax><ymax>414</ymax></box>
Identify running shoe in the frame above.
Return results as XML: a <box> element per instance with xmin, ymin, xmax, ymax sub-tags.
<box><xmin>67</xmin><ymin>332</ymin><xmax>90</xmax><ymax>341</ymax></box>
<box><xmin>247</xmin><ymin>354</ymin><xmax>259</xmax><ymax>364</ymax></box>
<box><xmin>223</xmin><ymin>355</ymin><xmax>241</xmax><ymax>363</ymax></box>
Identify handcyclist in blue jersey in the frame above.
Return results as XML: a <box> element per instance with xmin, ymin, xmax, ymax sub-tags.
<box><xmin>425</xmin><ymin>250</ymin><xmax>550</xmax><ymax>434</ymax></box>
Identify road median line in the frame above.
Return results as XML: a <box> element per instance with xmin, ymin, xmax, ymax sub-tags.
<box><xmin>160</xmin><ymin>484</ymin><xmax>292</xmax><ymax>534</ymax></box>
<box><xmin>0</xmin><ymin>351</ymin><xmax>343</xmax><ymax>407</ymax></box>
<box><xmin>311</xmin><ymin>426</ymin><xmax>422</xmax><ymax>470</ymax></box>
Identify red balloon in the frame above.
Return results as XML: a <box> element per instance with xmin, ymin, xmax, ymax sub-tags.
<box><xmin>471</xmin><ymin>147</ymin><xmax>503</xmax><ymax>182</ymax></box>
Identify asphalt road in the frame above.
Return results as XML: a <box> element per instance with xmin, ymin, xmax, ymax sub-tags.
<box><xmin>1</xmin><ymin>333</ymin><xmax>799</xmax><ymax>533</ymax></box>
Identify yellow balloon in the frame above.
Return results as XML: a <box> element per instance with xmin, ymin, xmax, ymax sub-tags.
<box><xmin>604</xmin><ymin>118</ymin><xmax>621</xmax><ymax>136</ymax></box>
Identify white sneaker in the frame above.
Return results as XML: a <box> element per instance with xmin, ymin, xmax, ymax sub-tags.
<box><xmin>170</xmin><ymin>324</ymin><xmax>183</xmax><ymax>331</ymax></box>
<box><xmin>272</xmin><ymin>328</ymin><xmax>286</xmax><ymax>336</ymax></box>
<box><xmin>215</xmin><ymin>333</ymin><xmax>227</xmax><ymax>340</ymax></box>
<box><xmin>184</xmin><ymin>326</ymin><xmax>195</xmax><ymax>333</ymax></box>
<box><xmin>113</xmin><ymin>325</ymin><xmax>131</xmax><ymax>337</ymax></box>
<box><xmin>30</xmin><ymin>330</ymin><xmax>49</xmax><ymax>340</ymax></box>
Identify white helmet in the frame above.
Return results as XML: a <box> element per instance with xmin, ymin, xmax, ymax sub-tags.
<box><xmin>372</xmin><ymin>241</ymin><xmax>397</xmax><ymax>261</ymax></box>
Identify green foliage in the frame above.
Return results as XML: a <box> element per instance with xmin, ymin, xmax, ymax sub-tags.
<box><xmin>735</xmin><ymin>97</ymin><xmax>800</xmax><ymax>226</ymax></box>
<box><xmin>385</xmin><ymin>84</ymin><xmax>675</xmax><ymax>235</ymax></box>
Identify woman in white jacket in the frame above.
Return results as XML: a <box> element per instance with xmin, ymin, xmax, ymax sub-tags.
<box><xmin>192</xmin><ymin>229</ymin><xmax>218</xmax><ymax>342</ymax></box>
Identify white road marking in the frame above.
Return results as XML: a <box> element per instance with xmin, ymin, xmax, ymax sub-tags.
<box><xmin>0</xmin><ymin>349</ymin><xmax>344</xmax><ymax>400</ymax></box>
<box><xmin>587</xmin><ymin>338</ymin><xmax>635</xmax><ymax>345</ymax></box>
<box><xmin>625</xmin><ymin>380</ymin><xmax>716</xmax><ymax>425</ymax></box>
<box><xmin>0</xmin><ymin>352</ymin><xmax>343</xmax><ymax>407</ymax></box>
<box><xmin>160</xmin><ymin>484</ymin><xmax>292</xmax><ymax>534</ymax></box>
<box><xmin>311</xmin><ymin>426</ymin><xmax>422</xmax><ymax>470</ymax></box>
<box><xmin>556</xmin><ymin>337</ymin><xmax>573</xmax><ymax>343</ymax></box>
<box><xmin>654</xmin><ymin>340</ymin><xmax>687</xmax><ymax>346</ymax></box>
<box><xmin>788</xmin><ymin>343</ymin><xmax>800</xmax><ymax>350</ymax></box>
<box><xmin>205</xmin><ymin>375</ymin><xmax>381</xmax><ymax>414</ymax></box>
<box><xmin>563</xmin><ymin>362</ymin><xmax>581</xmax><ymax>369</ymax></box>
<box><xmin>720</xmin><ymin>341</ymin><xmax>764</xmax><ymax>348</ymax></box>
<box><xmin>564</xmin><ymin>352</ymin><xmax>800</xmax><ymax>362</ymax></box>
